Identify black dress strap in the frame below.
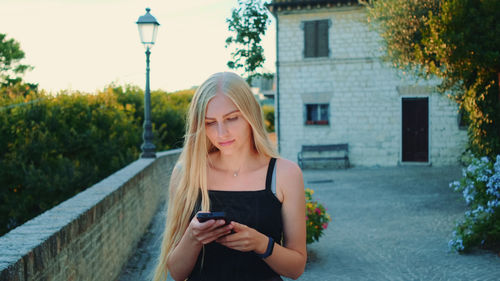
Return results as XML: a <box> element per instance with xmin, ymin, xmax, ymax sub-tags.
<box><xmin>265</xmin><ymin>158</ymin><xmax>277</xmax><ymax>191</ymax></box>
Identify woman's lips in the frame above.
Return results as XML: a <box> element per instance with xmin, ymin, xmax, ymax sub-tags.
<box><xmin>219</xmin><ymin>140</ymin><xmax>235</xmax><ymax>146</ymax></box>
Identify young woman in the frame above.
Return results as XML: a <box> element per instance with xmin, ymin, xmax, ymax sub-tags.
<box><xmin>152</xmin><ymin>72</ymin><xmax>306</xmax><ymax>281</ymax></box>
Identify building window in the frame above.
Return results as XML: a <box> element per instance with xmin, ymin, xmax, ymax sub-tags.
<box><xmin>305</xmin><ymin>104</ymin><xmax>329</xmax><ymax>125</ymax></box>
<box><xmin>303</xmin><ymin>20</ymin><xmax>330</xmax><ymax>58</ymax></box>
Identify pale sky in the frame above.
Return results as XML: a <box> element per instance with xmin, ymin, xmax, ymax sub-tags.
<box><xmin>0</xmin><ymin>0</ymin><xmax>276</xmax><ymax>93</ymax></box>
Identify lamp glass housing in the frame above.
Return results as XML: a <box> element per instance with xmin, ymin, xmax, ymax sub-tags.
<box><xmin>137</xmin><ymin>23</ymin><xmax>158</xmax><ymax>49</ymax></box>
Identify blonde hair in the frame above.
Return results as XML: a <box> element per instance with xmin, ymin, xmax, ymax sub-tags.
<box><xmin>152</xmin><ymin>72</ymin><xmax>279</xmax><ymax>281</ymax></box>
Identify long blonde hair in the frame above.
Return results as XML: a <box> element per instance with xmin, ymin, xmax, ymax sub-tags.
<box><xmin>152</xmin><ymin>72</ymin><xmax>279</xmax><ymax>281</ymax></box>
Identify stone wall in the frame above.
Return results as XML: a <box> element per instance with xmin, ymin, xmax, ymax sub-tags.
<box><xmin>276</xmin><ymin>5</ymin><xmax>467</xmax><ymax>166</ymax></box>
<box><xmin>0</xmin><ymin>149</ymin><xmax>181</xmax><ymax>281</ymax></box>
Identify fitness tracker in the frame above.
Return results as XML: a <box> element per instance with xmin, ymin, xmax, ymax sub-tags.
<box><xmin>255</xmin><ymin>236</ymin><xmax>275</xmax><ymax>259</ymax></box>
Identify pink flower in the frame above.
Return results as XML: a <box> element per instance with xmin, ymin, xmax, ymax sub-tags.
<box><xmin>322</xmin><ymin>223</ymin><xmax>328</xmax><ymax>229</ymax></box>
<box><xmin>315</xmin><ymin>207</ymin><xmax>321</xmax><ymax>215</ymax></box>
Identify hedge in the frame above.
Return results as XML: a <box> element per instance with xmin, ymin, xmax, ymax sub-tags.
<box><xmin>0</xmin><ymin>84</ymin><xmax>193</xmax><ymax>235</ymax></box>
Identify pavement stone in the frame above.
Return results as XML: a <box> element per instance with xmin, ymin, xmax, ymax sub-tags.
<box><xmin>118</xmin><ymin>166</ymin><xmax>500</xmax><ymax>281</ymax></box>
<box><xmin>117</xmin><ymin>202</ymin><xmax>166</xmax><ymax>281</ymax></box>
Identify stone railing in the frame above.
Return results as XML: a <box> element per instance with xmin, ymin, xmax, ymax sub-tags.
<box><xmin>0</xmin><ymin>149</ymin><xmax>181</xmax><ymax>281</ymax></box>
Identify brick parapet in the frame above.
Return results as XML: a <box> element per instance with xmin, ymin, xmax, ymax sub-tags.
<box><xmin>0</xmin><ymin>149</ymin><xmax>181</xmax><ymax>281</ymax></box>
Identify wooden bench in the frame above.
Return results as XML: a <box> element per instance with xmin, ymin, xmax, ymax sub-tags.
<box><xmin>297</xmin><ymin>144</ymin><xmax>350</xmax><ymax>169</ymax></box>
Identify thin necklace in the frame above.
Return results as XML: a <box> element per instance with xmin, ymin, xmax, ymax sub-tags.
<box><xmin>209</xmin><ymin>160</ymin><xmax>241</xmax><ymax>177</ymax></box>
<box><xmin>233</xmin><ymin>167</ymin><xmax>240</xmax><ymax>177</ymax></box>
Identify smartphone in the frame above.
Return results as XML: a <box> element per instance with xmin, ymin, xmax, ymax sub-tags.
<box><xmin>196</xmin><ymin>212</ymin><xmax>227</xmax><ymax>223</ymax></box>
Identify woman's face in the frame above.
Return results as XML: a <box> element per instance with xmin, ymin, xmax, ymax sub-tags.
<box><xmin>205</xmin><ymin>93</ymin><xmax>252</xmax><ymax>154</ymax></box>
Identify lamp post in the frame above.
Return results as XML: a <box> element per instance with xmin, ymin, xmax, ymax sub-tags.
<box><xmin>136</xmin><ymin>8</ymin><xmax>160</xmax><ymax>158</ymax></box>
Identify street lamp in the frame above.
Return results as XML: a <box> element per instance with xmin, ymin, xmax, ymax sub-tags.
<box><xmin>136</xmin><ymin>8</ymin><xmax>160</xmax><ymax>158</ymax></box>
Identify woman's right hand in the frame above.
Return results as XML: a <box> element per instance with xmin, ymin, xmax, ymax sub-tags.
<box><xmin>187</xmin><ymin>213</ymin><xmax>233</xmax><ymax>245</ymax></box>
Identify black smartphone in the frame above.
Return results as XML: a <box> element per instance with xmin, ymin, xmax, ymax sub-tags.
<box><xmin>196</xmin><ymin>212</ymin><xmax>227</xmax><ymax>223</ymax></box>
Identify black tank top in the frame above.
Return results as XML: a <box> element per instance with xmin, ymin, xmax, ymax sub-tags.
<box><xmin>188</xmin><ymin>158</ymin><xmax>283</xmax><ymax>281</ymax></box>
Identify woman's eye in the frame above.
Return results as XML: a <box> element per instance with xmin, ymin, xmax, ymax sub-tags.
<box><xmin>206</xmin><ymin>121</ymin><xmax>216</xmax><ymax>126</ymax></box>
<box><xmin>227</xmin><ymin>116</ymin><xmax>238</xmax><ymax>121</ymax></box>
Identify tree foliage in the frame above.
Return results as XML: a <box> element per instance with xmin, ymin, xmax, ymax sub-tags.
<box><xmin>0</xmin><ymin>85</ymin><xmax>194</xmax><ymax>235</ymax></box>
<box><xmin>151</xmin><ymin>88</ymin><xmax>193</xmax><ymax>150</ymax></box>
<box><xmin>226</xmin><ymin>0</ymin><xmax>272</xmax><ymax>83</ymax></box>
<box><xmin>0</xmin><ymin>33</ymin><xmax>33</xmax><ymax>87</ymax></box>
<box><xmin>262</xmin><ymin>104</ymin><xmax>274</xmax><ymax>132</ymax></box>
<box><xmin>0</xmin><ymin>89</ymin><xmax>140</xmax><ymax>235</ymax></box>
<box><xmin>364</xmin><ymin>0</ymin><xmax>440</xmax><ymax>74</ymax></box>
<box><xmin>366</xmin><ymin>0</ymin><xmax>500</xmax><ymax>158</ymax></box>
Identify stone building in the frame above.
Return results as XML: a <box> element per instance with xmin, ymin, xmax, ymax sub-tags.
<box><xmin>267</xmin><ymin>0</ymin><xmax>467</xmax><ymax>167</ymax></box>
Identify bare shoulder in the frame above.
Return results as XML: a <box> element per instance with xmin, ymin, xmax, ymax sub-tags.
<box><xmin>276</xmin><ymin>157</ymin><xmax>304</xmax><ymax>193</ymax></box>
<box><xmin>276</xmin><ymin>157</ymin><xmax>302</xmax><ymax>178</ymax></box>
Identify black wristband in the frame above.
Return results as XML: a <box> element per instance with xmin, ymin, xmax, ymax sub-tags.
<box><xmin>255</xmin><ymin>236</ymin><xmax>275</xmax><ymax>259</ymax></box>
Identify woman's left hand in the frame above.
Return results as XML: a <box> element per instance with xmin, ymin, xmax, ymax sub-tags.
<box><xmin>215</xmin><ymin>222</ymin><xmax>268</xmax><ymax>254</ymax></box>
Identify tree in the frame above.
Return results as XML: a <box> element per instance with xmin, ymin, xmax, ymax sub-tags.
<box><xmin>0</xmin><ymin>85</ymin><xmax>194</xmax><ymax>235</ymax></box>
<box><xmin>365</xmin><ymin>0</ymin><xmax>500</xmax><ymax>158</ymax></box>
<box><xmin>262</xmin><ymin>104</ymin><xmax>274</xmax><ymax>132</ymax></box>
<box><xmin>0</xmin><ymin>33</ymin><xmax>33</xmax><ymax>87</ymax></box>
<box><xmin>364</xmin><ymin>0</ymin><xmax>440</xmax><ymax>74</ymax></box>
<box><xmin>226</xmin><ymin>0</ymin><xmax>272</xmax><ymax>84</ymax></box>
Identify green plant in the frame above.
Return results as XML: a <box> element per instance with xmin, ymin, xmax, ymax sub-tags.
<box><xmin>0</xmin><ymin>85</ymin><xmax>194</xmax><ymax>236</ymax></box>
<box><xmin>449</xmin><ymin>155</ymin><xmax>500</xmax><ymax>253</ymax></box>
<box><xmin>262</xmin><ymin>105</ymin><xmax>274</xmax><ymax>132</ymax></box>
<box><xmin>305</xmin><ymin>188</ymin><xmax>332</xmax><ymax>244</ymax></box>
<box><xmin>0</xmin><ymin>90</ymin><xmax>141</xmax><ymax>235</ymax></box>
<box><xmin>225</xmin><ymin>0</ymin><xmax>272</xmax><ymax>83</ymax></box>
<box><xmin>151</xmin><ymin>89</ymin><xmax>194</xmax><ymax>150</ymax></box>
<box><xmin>0</xmin><ymin>33</ymin><xmax>33</xmax><ymax>87</ymax></box>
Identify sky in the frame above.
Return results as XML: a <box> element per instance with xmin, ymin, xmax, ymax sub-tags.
<box><xmin>0</xmin><ymin>0</ymin><xmax>276</xmax><ymax>93</ymax></box>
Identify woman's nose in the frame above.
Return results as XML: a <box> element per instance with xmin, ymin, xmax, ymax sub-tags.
<box><xmin>217</xmin><ymin>123</ymin><xmax>228</xmax><ymax>136</ymax></box>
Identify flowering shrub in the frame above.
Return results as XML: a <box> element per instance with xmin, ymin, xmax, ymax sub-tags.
<box><xmin>305</xmin><ymin>188</ymin><xmax>332</xmax><ymax>244</ymax></box>
<box><xmin>448</xmin><ymin>155</ymin><xmax>500</xmax><ymax>253</ymax></box>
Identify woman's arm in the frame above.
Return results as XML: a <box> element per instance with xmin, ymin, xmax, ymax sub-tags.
<box><xmin>263</xmin><ymin>159</ymin><xmax>307</xmax><ymax>279</ymax></box>
<box><xmin>217</xmin><ymin>159</ymin><xmax>307</xmax><ymax>279</ymax></box>
<box><xmin>167</xmin><ymin>217</ymin><xmax>232</xmax><ymax>280</ymax></box>
<box><xmin>166</xmin><ymin>166</ymin><xmax>234</xmax><ymax>281</ymax></box>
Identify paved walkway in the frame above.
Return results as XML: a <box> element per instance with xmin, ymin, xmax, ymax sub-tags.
<box><xmin>118</xmin><ymin>166</ymin><xmax>500</xmax><ymax>281</ymax></box>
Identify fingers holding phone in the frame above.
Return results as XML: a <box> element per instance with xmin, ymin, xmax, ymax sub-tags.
<box><xmin>216</xmin><ymin>222</ymin><xmax>267</xmax><ymax>253</ymax></box>
<box><xmin>188</xmin><ymin>212</ymin><xmax>233</xmax><ymax>245</ymax></box>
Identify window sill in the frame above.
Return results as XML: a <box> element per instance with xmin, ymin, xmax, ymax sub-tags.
<box><xmin>305</xmin><ymin>120</ymin><xmax>329</xmax><ymax>125</ymax></box>
<box><xmin>303</xmin><ymin>55</ymin><xmax>330</xmax><ymax>60</ymax></box>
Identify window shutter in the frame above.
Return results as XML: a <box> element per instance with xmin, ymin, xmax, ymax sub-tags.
<box><xmin>317</xmin><ymin>20</ymin><xmax>329</xmax><ymax>57</ymax></box>
<box><xmin>320</xmin><ymin>104</ymin><xmax>329</xmax><ymax>121</ymax></box>
<box><xmin>306</xmin><ymin>104</ymin><xmax>312</xmax><ymax>121</ymax></box>
<box><xmin>304</xmin><ymin>21</ymin><xmax>316</xmax><ymax>58</ymax></box>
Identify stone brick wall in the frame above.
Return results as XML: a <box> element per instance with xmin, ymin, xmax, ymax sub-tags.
<box><xmin>276</xmin><ymin>5</ymin><xmax>467</xmax><ymax>166</ymax></box>
<box><xmin>0</xmin><ymin>149</ymin><xmax>181</xmax><ymax>281</ymax></box>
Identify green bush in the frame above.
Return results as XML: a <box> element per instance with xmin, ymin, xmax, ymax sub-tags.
<box><xmin>151</xmin><ymin>89</ymin><xmax>193</xmax><ymax>150</ymax></box>
<box><xmin>0</xmin><ymin>90</ymin><xmax>140</xmax><ymax>234</ymax></box>
<box><xmin>262</xmin><ymin>105</ymin><xmax>274</xmax><ymax>133</ymax></box>
<box><xmin>0</xmin><ymin>85</ymin><xmax>194</xmax><ymax>235</ymax></box>
<box><xmin>106</xmin><ymin>85</ymin><xmax>194</xmax><ymax>150</ymax></box>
